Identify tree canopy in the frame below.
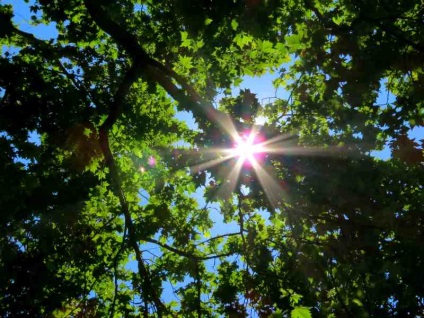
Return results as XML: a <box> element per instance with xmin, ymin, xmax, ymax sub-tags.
<box><xmin>1</xmin><ymin>0</ymin><xmax>423</xmax><ymax>317</ymax></box>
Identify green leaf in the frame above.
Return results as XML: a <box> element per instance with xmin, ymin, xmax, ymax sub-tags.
<box><xmin>291</xmin><ymin>307</ymin><xmax>312</xmax><ymax>318</ymax></box>
<box><xmin>290</xmin><ymin>292</ymin><xmax>303</xmax><ymax>306</ymax></box>
<box><xmin>234</xmin><ymin>33</ymin><xmax>253</xmax><ymax>49</ymax></box>
<box><xmin>286</xmin><ymin>34</ymin><xmax>301</xmax><ymax>49</ymax></box>
<box><xmin>181</xmin><ymin>31</ymin><xmax>188</xmax><ymax>42</ymax></box>
<box><xmin>260</xmin><ymin>40</ymin><xmax>274</xmax><ymax>53</ymax></box>
<box><xmin>179</xmin><ymin>55</ymin><xmax>193</xmax><ymax>69</ymax></box>
<box><xmin>231</xmin><ymin>19</ymin><xmax>238</xmax><ymax>31</ymax></box>
<box><xmin>180</xmin><ymin>31</ymin><xmax>192</xmax><ymax>48</ymax></box>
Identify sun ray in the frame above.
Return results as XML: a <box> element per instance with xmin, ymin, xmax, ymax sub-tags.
<box><xmin>265</xmin><ymin>144</ymin><xmax>351</xmax><ymax>157</ymax></box>
<box><xmin>215</xmin><ymin>158</ymin><xmax>244</xmax><ymax>200</ymax></box>
<box><xmin>251</xmin><ymin>159</ymin><xmax>287</xmax><ymax>209</ymax></box>
<box><xmin>208</xmin><ymin>112</ymin><xmax>240</xmax><ymax>142</ymax></box>
<box><xmin>259</xmin><ymin>133</ymin><xmax>297</xmax><ymax>148</ymax></box>
<box><xmin>190</xmin><ymin>153</ymin><xmax>235</xmax><ymax>172</ymax></box>
<box><xmin>183</xmin><ymin>118</ymin><xmax>359</xmax><ymax>207</ymax></box>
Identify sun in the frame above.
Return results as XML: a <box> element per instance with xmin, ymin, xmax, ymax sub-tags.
<box><xmin>230</xmin><ymin>132</ymin><xmax>264</xmax><ymax>165</ymax></box>
<box><xmin>185</xmin><ymin>113</ymin><xmax>339</xmax><ymax>208</ymax></box>
<box><xmin>187</xmin><ymin>126</ymin><xmax>297</xmax><ymax>207</ymax></box>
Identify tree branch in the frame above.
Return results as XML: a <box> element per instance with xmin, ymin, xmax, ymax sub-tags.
<box><xmin>98</xmin><ymin>71</ymin><xmax>167</xmax><ymax>314</ymax></box>
<box><xmin>109</xmin><ymin>225</ymin><xmax>127</xmax><ymax>318</ymax></box>
<box><xmin>195</xmin><ymin>261</ymin><xmax>202</xmax><ymax>318</ymax></box>
<box><xmin>82</xmin><ymin>0</ymin><xmax>271</xmax><ymax>136</ymax></box>
<box><xmin>304</xmin><ymin>0</ymin><xmax>424</xmax><ymax>53</ymax></box>
<box><xmin>144</xmin><ymin>237</ymin><xmax>236</xmax><ymax>261</ymax></box>
<box><xmin>194</xmin><ymin>232</ymin><xmax>241</xmax><ymax>246</ymax></box>
<box><xmin>100</xmin><ymin>61</ymin><xmax>144</xmax><ymax>132</ymax></box>
<box><xmin>5</xmin><ymin>18</ymin><xmax>98</xmax><ymax>108</ymax></box>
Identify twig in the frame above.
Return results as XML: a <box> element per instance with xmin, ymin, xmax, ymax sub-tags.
<box><xmin>195</xmin><ymin>261</ymin><xmax>202</xmax><ymax>318</ymax></box>
<box><xmin>194</xmin><ymin>232</ymin><xmax>241</xmax><ymax>247</ymax></box>
<box><xmin>109</xmin><ymin>224</ymin><xmax>128</xmax><ymax>318</ymax></box>
<box><xmin>143</xmin><ymin>236</ymin><xmax>236</xmax><ymax>260</ymax></box>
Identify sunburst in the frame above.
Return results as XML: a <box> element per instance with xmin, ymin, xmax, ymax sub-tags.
<box><xmin>185</xmin><ymin>114</ymin><xmax>345</xmax><ymax>207</ymax></box>
<box><xmin>229</xmin><ymin>131</ymin><xmax>265</xmax><ymax>166</ymax></box>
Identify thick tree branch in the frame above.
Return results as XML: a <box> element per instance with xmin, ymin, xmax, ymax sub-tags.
<box><xmin>62</xmin><ymin>5</ymin><xmax>170</xmax><ymax>311</ymax></box>
<box><xmin>83</xmin><ymin>0</ymin><xmax>207</xmax><ymax>102</ymax></box>
<box><xmin>6</xmin><ymin>16</ymin><xmax>162</xmax><ymax>308</ymax></box>
<box><xmin>98</xmin><ymin>68</ymin><xmax>167</xmax><ymax>314</ymax></box>
<box><xmin>100</xmin><ymin>61</ymin><xmax>144</xmax><ymax>132</ymax></box>
<box><xmin>99</xmin><ymin>128</ymin><xmax>166</xmax><ymax>315</ymax></box>
<box><xmin>81</xmin><ymin>2</ymin><xmax>276</xmax><ymax>313</ymax></box>
<box><xmin>82</xmin><ymin>0</ymin><xmax>255</xmax><ymax>132</ymax></box>
<box><xmin>83</xmin><ymin>0</ymin><xmax>147</xmax><ymax>60</ymax></box>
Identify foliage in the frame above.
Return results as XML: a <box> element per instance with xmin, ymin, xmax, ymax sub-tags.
<box><xmin>1</xmin><ymin>0</ymin><xmax>423</xmax><ymax>317</ymax></box>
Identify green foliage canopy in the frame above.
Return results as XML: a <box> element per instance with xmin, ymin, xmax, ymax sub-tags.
<box><xmin>1</xmin><ymin>0</ymin><xmax>423</xmax><ymax>317</ymax></box>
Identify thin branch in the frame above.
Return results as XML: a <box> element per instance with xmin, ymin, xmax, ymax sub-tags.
<box><xmin>109</xmin><ymin>224</ymin><xmax>128</xmax><ymax>318</ymax></box>
<box><xmin>328</xmin><ymin>264</ymin><xmax>355</xmax><ymax>318</ymax></box>
<box><xmin>273</xmin><ymin>74</ymin><xmax>303</xmax><ymax>125</ymax></box>
<box><xmin>55</xmin><ymin>61</ymin><xmax>96</xmax><ymax>105</ymax></box>
<box><xmin>143</xmin><ymin>237</ymin><xmax>236</xmax><ymax>260</ymax></box>
<box><xmin>378</xmin><ymin>23</ymin><xmax>424</xmax><ymax>53</ymax></box>
<box><xmin>194</xmin><ymin>232</ymin><xmax>241</xmax><ymax>247</ymax></box>
<box><xmin>200</xmin><ymin>251</ymin><xmax>236</xmax><ymax>260</ymax></box>
<box><xmin>195</xmin><ymin>261</ymin><xmax>202</xmax><ymax>318</ymax></box>
<box><xmin>6</xmin><ymin>20</ymin><xmax>97</xmax><ymax>107</ymax></box>
<box><xmin>66</xmin><ymin>277</ymin><xmax>100</xmax><ymax>318</ymax></box>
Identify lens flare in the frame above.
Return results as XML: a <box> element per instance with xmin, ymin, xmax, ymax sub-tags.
<box><xmin>183</xmin><ymin>116</ymin><xmax>344</xmax><ymax>208</ymax></box>
<box><xmin>231</xmin><ymin>132</ymin><xmax>264</xmax><ymax>165</ymax></box>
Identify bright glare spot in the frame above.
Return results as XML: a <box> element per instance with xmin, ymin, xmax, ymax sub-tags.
<box><xmin>231</xmin><ymin>132</ymin><xmax>264</xmax><ymax>165</ymax></box>
<box><xmin>254</xmin><ymin>115</ymin><xmax>267</xmax><ymax>125</ymax></box>
<box><xmin>148</xmin><ymin>156</ymin><xmax>156</xmax><ymax>167</ymax></box>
